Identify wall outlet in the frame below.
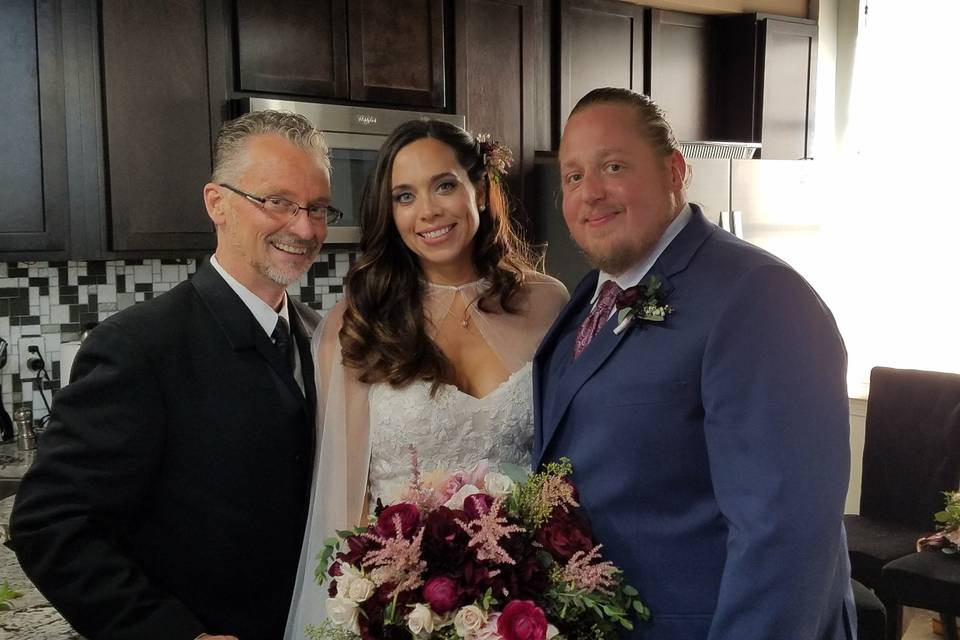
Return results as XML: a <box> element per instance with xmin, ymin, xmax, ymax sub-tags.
<box><xmin>18</xmin><ymin>337</ymin><xmax>46</xmax><ymax>379</ymax></box>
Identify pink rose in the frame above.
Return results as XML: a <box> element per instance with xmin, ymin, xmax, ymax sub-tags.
<box><xmin>498</xmin><ymin>600</ymin><xmax>548</xmax><ymax>640</ymax></box>
<box><xmin>422</xmin><ymin>575</ymin><xmax>461</xmax><ymax>614</ymax></box>
<box><xmin>440</xmin><ymin>474</ymin><xmax>467</xmax><ymax>502</ymax></box>
<box><xmin>475</xmin><ymin>612</ymin><xmax>502</xmax><ymax>640</ymax></box>
<box><xmin>375</xmin><ymin>503</ymin><xmax>420</xmax><ymax>539</ymax></box>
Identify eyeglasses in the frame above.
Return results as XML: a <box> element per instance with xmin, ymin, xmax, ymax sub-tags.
<box><xmin>219</xmin><ymin>183</ymin><xmax>344</xmax><ymax>225</ymax></box>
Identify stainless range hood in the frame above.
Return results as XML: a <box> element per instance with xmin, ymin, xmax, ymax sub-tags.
<box><xmin>679</xmin><ymin>141</ymin><xmax>761</xmax><ymax>159</ymax></box>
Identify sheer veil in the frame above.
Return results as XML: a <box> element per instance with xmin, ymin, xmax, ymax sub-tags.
<box><xmin>283</xmin><ymin>272</ymin><xmax>568</xmax><ymax>639</ymax></box>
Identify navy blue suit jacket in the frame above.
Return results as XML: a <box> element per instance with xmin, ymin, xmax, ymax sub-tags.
<box><xmin>534</xmin><ymin>207</ymin><xmax>855</xmax><ymax>640</ymax></box>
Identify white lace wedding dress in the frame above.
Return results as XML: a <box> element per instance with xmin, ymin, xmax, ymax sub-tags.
<box><xmin>367</xmin><ymin>362</ymin><xmax>534</xmax><ymax>503</ymax></box>
<box><xmin>284</xmin><ymin>274</ymin><xmax>568</xmax><ymax>639</ymax></box>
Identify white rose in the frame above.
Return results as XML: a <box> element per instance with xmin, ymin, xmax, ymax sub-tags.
<box><xmin>454</xmin><ymin>604</ymin><xmax>487</xmax><ymax>637</ymax></box>
<box><xmin>326</xmin><ymin>597</ymin><xmax>360</xmax><ymax>634</ymax></box>
<box><xmin>408</xmin><ymin>602</ymin><xmax>436</xmax><ymax>636</ymax></box>
<box><xmin>483</xmin><ymin>472</ymin><xmax>515</xmax><ymax>499</ymax></box>
<box><xmin>547</xmin><ymin>623</ymin><xmax>561</xmax><ymax>639</ymax></box>
<box><xmin>444</xmin><ymin>484</ymin><xmax>482</xmax><ymax>510</ymax></box>
<box><xmin>336</xmin><ymin>563</ymin><xmax>363</xmax><ymax>595</ymax></box>
<box><xmin>347</xmin><ymin>576</ymin><xmax>376</xmax><ymax>603</ymax></box>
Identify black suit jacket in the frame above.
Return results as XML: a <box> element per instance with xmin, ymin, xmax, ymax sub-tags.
<box><xmin>8</xmin><ymin>260</ymin><xmax>320</xmax><ymax>640</ymax></box>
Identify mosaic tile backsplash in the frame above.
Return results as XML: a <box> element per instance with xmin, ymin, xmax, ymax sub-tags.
<box><xmin>0</xmin><ymin>252</ymin><xmax>353</xmax><ymax>421</ymax></box>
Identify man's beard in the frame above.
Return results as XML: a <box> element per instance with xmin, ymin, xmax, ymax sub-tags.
<box><xmin>257</xmin><ymin>233</ymin><xmax>321</xmax><ymax>286</ymax></box>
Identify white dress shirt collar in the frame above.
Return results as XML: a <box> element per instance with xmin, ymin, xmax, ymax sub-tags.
<box><xmin>590</xmin><ymin>203</ymin><xmax>693</xmax><ymax>304</ymax></box>
<box><xmin>209</xmin><ymin>255</ymin><xmax>290</xmax><ymax>337</ymax></box>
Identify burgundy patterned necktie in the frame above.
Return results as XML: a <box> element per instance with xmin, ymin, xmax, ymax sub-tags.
<box><xmin>573</xmin><ymin>280</ymin><xmax>623</xmax><ymax>359</ymax></box>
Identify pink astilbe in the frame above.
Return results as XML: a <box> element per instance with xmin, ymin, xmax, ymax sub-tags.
<box><xmin>562</xmin><ymin>545</ymin><xmax>618</xmax><ymax>596</ymax></box>
<box><xmin>398</xmin><ymin>446</ymin><xmax>443</xmax><ymax>511</ymax></box>
<box><xmin>361</xmin><ymin>515</ymin><xmax>427</xmax><ymax>596</ymax></box>
<box><xmin>539</xmin><ymin>476</ymin><xmax>579</xmax><ymax>514</ymax></box>
<box><xmin>457</xmin><ymin>496</ymin><xmax>524</xmax><ymax>564</ymax></box>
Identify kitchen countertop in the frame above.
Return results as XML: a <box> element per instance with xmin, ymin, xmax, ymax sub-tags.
<box><xmin>1</xmin><ymin>443</ymin><xmax>82</xmax><ymax>639</ymax></box>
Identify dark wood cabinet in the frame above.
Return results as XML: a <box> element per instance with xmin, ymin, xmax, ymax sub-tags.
<box><xmin>235</xmin><ymin>0</ymin><xmax>348</xmax><ymax>98</ymax></box>
<box><xmin>455</xmin><ymin>0</ymin><xmax>538</xmax><ymax>219</ymax></box>
<box><xmin>98</xmin><ymin>0</ymin><xmax>227</xmax><ymax>252</ymax></box>
<box><xmin>647</xmin><ymin>9</ymin><xmax>713</xmax><ymax>142</ymax></box>
<box><xmin>557</xmin><ymin>0</ymin><xmax>646</xmax><ymax>138</ymax></box>
<box><xmin>713</xmin><ymin>13</ymin><xmax>817</xmax><ymax>159</ymax></box>
<box><xmin>349</xmin><ymin>0</ymin><xmax>446</xmax><ymax>108</ymax></box>
<box><xmin>0</xmin><ymin>0</ymin><xmax>69</xmax><ymax>259</ymax></box>
<box><xmin>234</xmin><ymin>0</ymin><xmax>446</xmax><ymax>109</ymax></box>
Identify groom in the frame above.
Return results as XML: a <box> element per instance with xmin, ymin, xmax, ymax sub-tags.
<box><xmin>533</xmin><ymin>88</ymin><xmax>855</xmax><ymax>639</ymax></box>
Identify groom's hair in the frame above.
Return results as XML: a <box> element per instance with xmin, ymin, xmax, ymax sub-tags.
<box><xmin>570</xmin><ymin>88</ymin><xmax>680</xmax><ymax>160</ymax></box>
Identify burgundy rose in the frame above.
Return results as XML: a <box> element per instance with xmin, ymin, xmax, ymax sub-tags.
<box><xmin>498</xmin><ymin>600</ymin><xmax>549</xmax><ymax>640</ymax></box>
<box><xmin>424</xmin><ymin>506</ymin><xmax>469</xmax><ymax>548</ymax></box>
<box><xmin>339</xmin><ymin>534</ymin><xmax>377</xmax><ymax>565</ymax></box>
<box><xmin>459</xmin><ymin>560</ymin><xmax>493</xmax><ymax>600</ymax></box>
<box><xmin>375</xmin><ymin>503</ymin><xmax>421</xmax><ymax>539</ymax></box>
<box><xmin>422</xmin><ymin>575</ymin><xmax>461</xmax><ymax>614</ymax></box>
<box><xmin>463</xmin><ymin>493</ymin><xmax>496</xmax><ymax>520</ymax></box>
<box><xmin>535</xmin><ymin>509</ymin><xmax>593</xmax><ymax>561</ymax></box>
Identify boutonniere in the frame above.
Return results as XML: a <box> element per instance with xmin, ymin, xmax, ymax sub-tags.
<box><xmin>613</xmin><ymin>275</ymin><xmax>674</xmax><ymax>335</ymax></box>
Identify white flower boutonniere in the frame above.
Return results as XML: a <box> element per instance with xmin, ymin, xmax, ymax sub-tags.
<box><xmin>613</xmin><ymin>275</ymin><xmax>674</xmax><ymax>335</ymax></box>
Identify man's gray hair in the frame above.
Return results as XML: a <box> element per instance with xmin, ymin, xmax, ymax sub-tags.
<box><xmin>212</xmin><ymin>110</ymin><xmax>331</xmax><ymax>183</ymax></box>
<box><xmin>570</xmin><ymin>88</ymin><xmax>679</xmax><ymax>158</ymax></box>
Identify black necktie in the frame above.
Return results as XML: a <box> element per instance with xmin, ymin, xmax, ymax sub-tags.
<box><xmin>272</xmin><ymin>316</ymin><xmax>295</xmax><ymax>372</ymax></box>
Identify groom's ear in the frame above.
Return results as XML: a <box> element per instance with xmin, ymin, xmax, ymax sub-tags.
<box><xmin>666</xmin><ymin>150</ymin><xmax>687</xmax><ymax>193</ymax></box>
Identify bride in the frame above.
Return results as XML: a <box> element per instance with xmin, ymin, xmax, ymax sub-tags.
<box><xmin>285</xmin><ymin>119</ymin><xmax>568</xmax><ymax>638</ymax></box>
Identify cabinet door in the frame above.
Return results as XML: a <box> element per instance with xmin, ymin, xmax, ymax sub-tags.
<box><xmin>558</xmin><ymin>0</ymin><xmax>645</xmax><ymax>134</ymax></box>
<box><xmin>455</xmin><ymin>0</ymin><xmax>538</xmax><ymax>218</ymax></box>
<box><xmin>235</xmin><ymin>0</ymin><xmax>348</xmax><ymax>98</ymax></box>
<box><xmin>757</xmin><ymin>18</ymin><xmax>817</xmax><ymax>159</ymax></box>
<box><xmin>647</xmin><ymin>9</ymin><xmax>713</xmax><ymax>142</ymax></box>
<box><xmin>100</xmin><ymin>0</ymin><xmax>223</xmax><ymax>251</ymax></box>
<box><xmin>348</xmin><ymin>0</ymin><xmax>446</xmax><ymax>108</ymax></box>
<box><xmin>0</xmin><ymin>0</ymin><xmax>69</xmax><ymax>258</ymax></box>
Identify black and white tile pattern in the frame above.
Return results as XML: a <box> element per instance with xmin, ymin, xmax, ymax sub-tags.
<box><xmin>0</xmin><ymin>251</ymin><xmax>354</xmax><ymax>420</ymax></box>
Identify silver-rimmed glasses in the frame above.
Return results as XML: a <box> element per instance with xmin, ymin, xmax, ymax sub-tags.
<box><xmin>219</xmin><ymin>183</ymin><xmax>344</xmax><ymax>225</ymax></box>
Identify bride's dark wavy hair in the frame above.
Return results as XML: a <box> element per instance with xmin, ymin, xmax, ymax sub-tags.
<box><xmin>340</xmin><ymin>119</ymin><xmax>534</xmax><ymax>391</ymax></box>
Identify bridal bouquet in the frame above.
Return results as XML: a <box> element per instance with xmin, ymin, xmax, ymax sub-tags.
<box><xmin>307</xmin><ymin>455</ymin><xmax>649</xmax><ymax>640</ymax></box>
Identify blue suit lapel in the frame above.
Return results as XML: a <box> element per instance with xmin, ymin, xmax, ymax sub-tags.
<box><xmin>533</xmin><ymin>272</ymin><xmax>596</xmax><ymax>462</ymax></box>
<box><xmin>533</xmin><ymin>205</ymin><xmax>718</xmax><ymax>468</ymax></box>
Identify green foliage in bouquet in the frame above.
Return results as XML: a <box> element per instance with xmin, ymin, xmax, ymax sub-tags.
<box><xmin>508</xmin><ymin>458</ymin><xmax>574</xmax><ymax>529</ymax></box>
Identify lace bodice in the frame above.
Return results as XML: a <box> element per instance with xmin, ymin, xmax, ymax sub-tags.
<box><xmin>367</xmin><ymin>362</ymin><xmax>534</xmax><ymax>502</ymax></box>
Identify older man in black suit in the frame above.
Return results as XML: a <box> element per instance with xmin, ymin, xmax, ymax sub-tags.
<box><xmin>8</xmin><ymin>110</ymin><xmax>341</xmax><ymax>640</ymax></box>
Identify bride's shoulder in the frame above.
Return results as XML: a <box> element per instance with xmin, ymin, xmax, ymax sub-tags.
<box><xmin>520</xmin><ymin>271</ymin><xmax>570</xmax><ymax>305</ymax></box>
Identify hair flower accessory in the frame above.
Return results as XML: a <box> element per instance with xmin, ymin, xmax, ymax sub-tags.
<box><xmin>612</xmin><ymin>275</ymin><xmax>673</xmax><ymax>335</ymax></box>
<box><xmin>476</xmin><ymin>133</ymin><xmax>514</xmax><ymax>183</ymax></box>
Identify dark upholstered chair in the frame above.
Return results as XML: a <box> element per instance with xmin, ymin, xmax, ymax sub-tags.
<box><xmin>844</xmin><ymin>366</ymin><xmax>960</xmax><ymax>640</ymax></box>
<box><xmin>882</xmin><ymin>551</ymin><xmax>960</xmax><ymax>640</ymax></box>
<box><xmin>853</xmin><ymin>578</ymin><xmax>887</xmax><ymax>640</ymax></box>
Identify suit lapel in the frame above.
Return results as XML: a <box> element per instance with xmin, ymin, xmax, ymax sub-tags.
<box><xmin>190</xmin><ymin>259</ymin><xmax>307</xmax><ymax>407</ymax></box>
<box><xmin>533</xmin><ymin>273</ymin><xmax>596</xmax><ymax>466</ymax></box>
<box><xmin>289</xmin><ymin>302</ymin><xmax>318</xmax><ymax>421</ymax></box>
<box><xmin>534</xmin><ymin>205</ymin><xmax>718</xmax><ymax>467</ymax></box>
